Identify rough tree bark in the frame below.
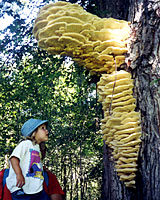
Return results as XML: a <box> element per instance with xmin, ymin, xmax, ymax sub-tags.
<box><xmin>100</xmin><ymin>0</ymin><xmax>160</xmax><ymax>199</ymax></box>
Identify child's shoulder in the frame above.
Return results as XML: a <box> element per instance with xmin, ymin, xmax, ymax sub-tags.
<box><xmin>18</xmin><ymin>139</ymin><xmax>33</xmax><ymax>146</ymax></box>
<box><xmin>13</xmin><ymin>140</ymin><xmax>34</xmax><ymax>152</ymax></box>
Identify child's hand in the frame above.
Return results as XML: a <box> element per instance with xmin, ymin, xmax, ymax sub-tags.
<box><xmin>10</xmin><ymin>156</ymin><xmax>25</xmax><ymax>188</ymax></box>
<box><xmin>16</xmin><ymin>173</ymin><xmax>25</xmax><ymax>188</ymax></box>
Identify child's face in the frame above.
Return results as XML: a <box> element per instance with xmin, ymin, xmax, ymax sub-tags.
<box><xmin>35</xmin><ymin>124</ymin><xmax>48</xmax><ymax>144</ymax></box>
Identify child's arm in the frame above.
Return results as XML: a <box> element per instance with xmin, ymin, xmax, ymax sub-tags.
<box><xmin>10</xmin><ymin>156</ymin><xmax>25</xmax><ymax>188</ymax></box>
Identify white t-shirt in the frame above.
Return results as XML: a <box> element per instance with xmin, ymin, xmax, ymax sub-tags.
<box><xmin>6</xmin><ymin>140</ymin><xmax>44</xmax><ymax>194</ymax></box>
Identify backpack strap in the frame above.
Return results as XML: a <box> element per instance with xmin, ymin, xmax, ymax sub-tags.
<box><xmin>3</xmin><ymin>169</ymin><xmax>9</xmax><ymax>188</ymax></box>
<box><xmin>43</xmin><ymin>170</ymin><xmax>49</xmax><ymax>187</ymax></box>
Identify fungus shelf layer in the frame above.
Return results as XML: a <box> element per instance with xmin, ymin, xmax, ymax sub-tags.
<box><xmin>33</xmin><ymin>1</ymin><xmax>141</xmax><ymax>188</ymax></box>
<box><xmin>33</xmin><ymin>1</ymin><xmax>130</xmax><ymax>74</ymax></box>
<box><xmin>97</xmin><ymin>70</ymin><xmax>141</xmax><ymax>188</ymax></box>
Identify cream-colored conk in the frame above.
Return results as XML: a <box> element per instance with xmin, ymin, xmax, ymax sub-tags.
<box><xmin>32</xmin><ymin>1</ymin><xmax>130</xmax><ymax>75</ymax></box>
<box><xmin>33</xmin><ymin>1</ymin><xmax>142</xmax><ymax>188</ymax></box>
<box><xmin>98</xmin><ymin>70</ymin><xmax>142</xmax><ymax>188</ymax></box>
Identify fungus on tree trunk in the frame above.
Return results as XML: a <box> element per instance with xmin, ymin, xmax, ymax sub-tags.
<box><xmin>32</xmin><ymin>1</ymin><xmax>142</xmax><ymax>188</ymax></box>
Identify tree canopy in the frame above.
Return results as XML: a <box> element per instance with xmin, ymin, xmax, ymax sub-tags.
<box><xmin>0</xmin><ymin>0</ymin><xmax>104</xmax><ymax>199</ymax></box>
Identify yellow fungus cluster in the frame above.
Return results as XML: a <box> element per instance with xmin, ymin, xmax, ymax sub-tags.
<box><xmin>97</xmin><ymin>70</ymin><xmax>141</xmax><ymax>187</ymax></box>
<box><xmin>33</xmin><ymin>1</ymin><xmax>142</xmax><ymax>188</ymax></box>
<box><xmin>33</xmin><ymin>1</ymin><xmax>130</xmax><ymax>74</ymax></box>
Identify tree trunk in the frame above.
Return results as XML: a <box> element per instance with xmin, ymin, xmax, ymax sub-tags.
<box><xmin>96</xmin><ymin>0</ymin><xmax>130</xmax><ymax>19</ymax></box>
<box><xmin>101</xmin><ymin>0</ymin><xmax>160</xmax><ymax>199</ymax></box>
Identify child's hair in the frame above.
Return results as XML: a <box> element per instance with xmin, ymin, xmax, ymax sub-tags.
<box><xmin>25</xmin><ymin>134</ymin><xmax>37</xmax><ymax>144</ymax></box>
<box><xmin>24</xmin><ymin>127</ymin><xmax>38</xmax><ymax>145</ymax></box>
<box><xmin>40</xmin><ymin>142</ymin><xmax>47</xmax><ymax>160</ymax></box>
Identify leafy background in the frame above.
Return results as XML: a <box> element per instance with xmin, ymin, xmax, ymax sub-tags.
<box><xmin>0</xmin><ymin>0</ymin><xmax>103</xmax><ymax>199</ymax></box>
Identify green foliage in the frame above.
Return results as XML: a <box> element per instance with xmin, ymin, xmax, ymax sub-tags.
<box><xmin>59</xmin><ymin>0</ymin><xmax>100</xmax><ymax>16</ymax></box>
<box><xmin>0</xmin><ymin>0</ymin><xmax>103</xmax><ymax>199</ymax></box>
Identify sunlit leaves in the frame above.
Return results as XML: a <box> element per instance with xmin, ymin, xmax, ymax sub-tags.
<box><xmin>0</xmin><ymin>0</ymin><xmax>103</xmax><ymax>199</ymax></box>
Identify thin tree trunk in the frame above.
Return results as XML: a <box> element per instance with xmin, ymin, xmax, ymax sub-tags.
<box><xmin>70</xmin><ymin>154</ymin><xmax>73</xmax><ymax>200</ymax></box>
<box><xmin>63</xmin><ymin>158</ymin><xmax>67</xmax><ymax>198</ymax></box>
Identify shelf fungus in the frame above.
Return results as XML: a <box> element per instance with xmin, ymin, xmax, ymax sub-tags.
<box><xmin>33</xmin><ymin>1</ymin><xmax>130</xmax><ymax>74</ymax></box>
<box><xmin>98</xmin><ymin>70</ymin><xmax>142</xmax><ymax>188</ymax></box>
<box><xmin>33</xmin><ymin>1</ymin><xmax>142</xmax><ymax>188</ymax></box>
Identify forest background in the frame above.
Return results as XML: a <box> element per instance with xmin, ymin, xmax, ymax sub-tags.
<box><xmin>0</xmin><ymin>0</ymin><xmax>104</xmax><ymax>199</ymax></box>
<box><xmin>1</xmin><ymin>0</ymin><xmax>159</xmax><ymax>200</ymax></box>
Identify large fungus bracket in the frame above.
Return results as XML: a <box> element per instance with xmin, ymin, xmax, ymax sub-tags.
<box><xmin>33</xmin><ymin>1</ymin><xmax>142</xmax><ymax>188</ymax></box>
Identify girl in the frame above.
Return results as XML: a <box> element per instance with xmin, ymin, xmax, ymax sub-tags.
<box><xmin>6</xmin><ymin>118</ymin><xmax>50</xmax><ymax>200</ymax></box>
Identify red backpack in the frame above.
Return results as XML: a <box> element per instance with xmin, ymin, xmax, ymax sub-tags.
<box><xmin>0</xmin><ymin>168</ymin><xmax>49</xmax><ymax>200</ymax></box>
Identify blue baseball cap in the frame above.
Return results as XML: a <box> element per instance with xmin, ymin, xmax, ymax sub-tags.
<box><xmin>21</xmin><ymin>118</ymin><xmax>48</xmax><ymax>137</ymax></box>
